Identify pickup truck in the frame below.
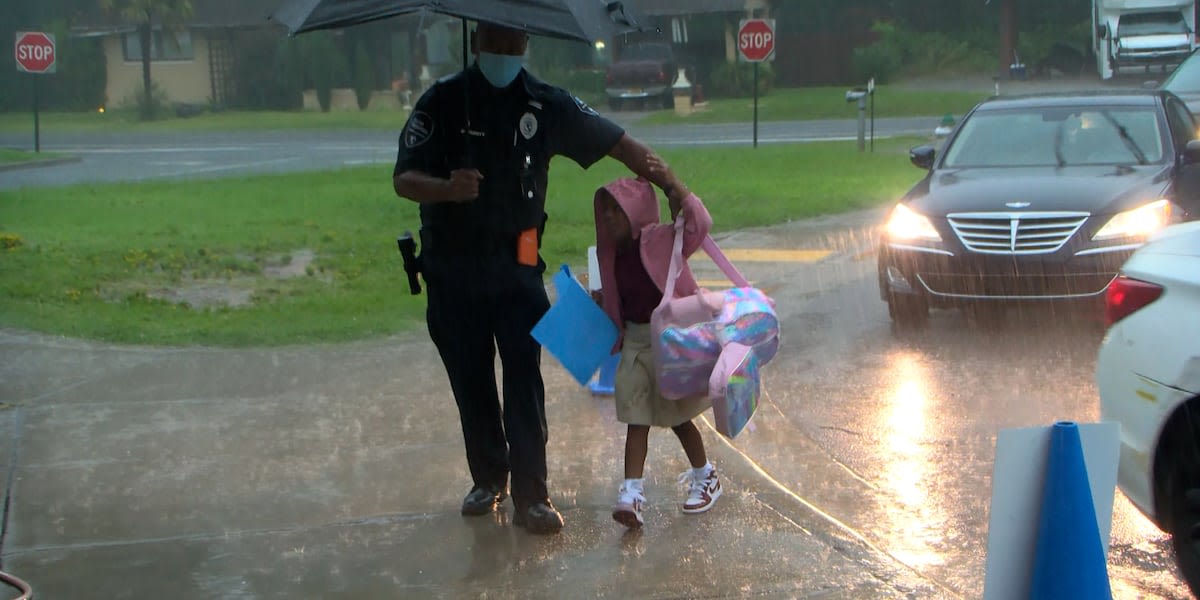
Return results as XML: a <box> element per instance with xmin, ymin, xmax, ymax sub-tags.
<box><xmin>605</xmin><ymin>42</ymin><xmax>677</xmax><ymax>111</ymax></box>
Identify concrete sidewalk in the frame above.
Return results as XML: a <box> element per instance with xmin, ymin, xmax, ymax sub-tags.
<box><xmin>0</xmin><ymin>327</ymin><xmax>953</xmax><ymax>599</ymax></box>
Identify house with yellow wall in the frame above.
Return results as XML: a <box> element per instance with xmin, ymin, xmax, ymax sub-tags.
<box><xmin>72</xmin><ymin>0</ymin><xmax>281</xmax><ymax>109</ymax></box>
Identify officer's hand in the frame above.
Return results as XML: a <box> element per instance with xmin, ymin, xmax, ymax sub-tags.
<box><xmin>646</xmin><ymin>153</ymin><xmax>689</xmax><ymax>216</ymax></box>
<box><xmin>445</xmin><ymin>169</ymin><xmax>483</xmax><ymax>202</ymax></box>
<box><xmin>645</xmin><ymin>152</ymin><xmax>668</xmax><ymax>175</ymax></box>
<box><xmin>646</xmin><ymin>154</ymin><xmax>683</xmax><ymax>194</ymax></box>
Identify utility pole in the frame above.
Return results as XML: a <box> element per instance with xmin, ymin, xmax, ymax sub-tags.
<box><xmin>999</xmin><ymin>0</ymin><xmax>1018</xmax><ymax>76</ymax></box>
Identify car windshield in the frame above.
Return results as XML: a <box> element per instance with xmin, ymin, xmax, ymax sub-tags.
<box><xmin>940</xmin><ymin>106</ymin><xmax>1165</xmax><ymax>168</ymax></box>
<box><xmin>1118</xmin><ymin>11</ymin><xmax>1190</xmax><ymax>36</ymax></box>
<box><xmin>1163</xmin><ymin>50</ymin><xmax>1200</xmax><ymax>92</ymax></box>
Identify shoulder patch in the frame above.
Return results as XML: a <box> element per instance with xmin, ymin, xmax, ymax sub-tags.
<box><xmin>403</xmin><ymin>111</ymin><xmax>435</xmax><ymax>148</ymax></box>
<box><xmin>573</xmin><ymin>96</ymin><xmax>599</xmax><ymax>116</ymax></box>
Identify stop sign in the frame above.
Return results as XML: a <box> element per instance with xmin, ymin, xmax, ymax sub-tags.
<box><xmin>15</xmin><ymin>31</ymin><xmax>56</xmax><ymax>74</ymax></box>
<box><xmin>738</xmin><ymin>19</ymin><xmax>775</xmax><ymax>63</ymax></box>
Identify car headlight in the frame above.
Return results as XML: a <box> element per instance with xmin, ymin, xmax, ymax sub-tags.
<box><xmin>1093</xmin><ymin>199</ymin><xmax>1172</xmax><ymax>241</ymax></box>
<box><xmin>885</xmin><ymin>204</ymin><xmax>942</xmax><ymax>242</ymax></box>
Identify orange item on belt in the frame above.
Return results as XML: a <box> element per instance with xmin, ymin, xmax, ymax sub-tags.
<box><xmin>517</xmin><ymin>227</ymin><xmax>539</xmax><ymax>266</ymax></box>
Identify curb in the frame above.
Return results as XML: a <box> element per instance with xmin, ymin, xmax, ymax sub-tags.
<box><xmin>0</xmin><ymin>155</ymin><xmax>81</xmax><ymax>173</ymax></box>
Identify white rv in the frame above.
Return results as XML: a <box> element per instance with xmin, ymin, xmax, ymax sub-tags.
<box><xmin>1093</xmin><ymin>0</ymin><xmax>1197</xmax><ymax>79</ymax></box>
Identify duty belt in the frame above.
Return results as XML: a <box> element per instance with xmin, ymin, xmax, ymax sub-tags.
<box><xmin>419</xmin><ymin>228</ymin><xmax>517</xmax><ymax>257</ymax></box>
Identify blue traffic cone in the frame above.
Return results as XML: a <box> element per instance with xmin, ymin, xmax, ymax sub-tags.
<box><xmin>1029</xmin><ymin>421</ymin><xmax>1112</xmax><ymax>599</ymax></box>
<box><xmin>588</xmin><ymin>354</ymin><xmax>618</xmax><ymax>395</ymax></box>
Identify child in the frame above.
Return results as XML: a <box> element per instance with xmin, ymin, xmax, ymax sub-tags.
<box><xmin>592</xmin><ymin>160</ymin><xmax>721</xmax><ymax>529</ymax></box>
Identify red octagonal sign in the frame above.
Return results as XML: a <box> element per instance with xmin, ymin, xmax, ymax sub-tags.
<box><xmin>15</xmin><ymin>31</ymin><xmax>56</xmax><ymax>74</ymax></box>
<box><xmin>738</xmin><ymin>19</ymin><xmax>775</xmax><ymax>63</ymax></box>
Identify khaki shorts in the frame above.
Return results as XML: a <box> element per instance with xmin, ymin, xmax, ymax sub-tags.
<box><xmin>615</xmin><ymin>322</ymin><xmax>710</xmax><ymax>427</ymax></box>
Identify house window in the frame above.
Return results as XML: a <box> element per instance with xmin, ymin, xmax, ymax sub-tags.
<box><xmin>122</xmin><ymin>29</ymin><xmax>193</xmax><ymax>62</ymax></box>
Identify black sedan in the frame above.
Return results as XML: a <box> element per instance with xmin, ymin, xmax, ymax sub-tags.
<box><xmin>878</xmin><ymin>90</ymin><xmax>1200</xmax><ymax>328</ymax></box>
<box><xmin>1162</xmin><ymin>48</ymin><xmax>1200</xmax><ymax>116</ymax></box>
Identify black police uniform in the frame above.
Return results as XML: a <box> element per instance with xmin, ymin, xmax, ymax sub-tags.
<box><xmin>393</xmin><ymin>64</ymin><xmax>624</xmax><ymax>515</ymax></box>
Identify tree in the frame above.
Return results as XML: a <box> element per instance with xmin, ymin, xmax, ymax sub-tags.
<box><xmin>1000</xmin><ymin>0</ymin><xmax>1018</xmax><ymax>75</ymax></box>
<box><xmin>98</xmin><ymin>0</ymin><xmax>192</xmax><ymax>119</ymax></box>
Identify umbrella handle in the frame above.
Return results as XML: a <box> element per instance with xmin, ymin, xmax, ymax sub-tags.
<box><xmin>461</xmin><ymin>17</ymin><xmax>472</xmax><ymax>169</ymax></box>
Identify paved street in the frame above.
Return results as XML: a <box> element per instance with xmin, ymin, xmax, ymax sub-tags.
<box><xmin>0</xmin><ymin>115</ymin><xmax>943</xmax><ymax>190</ymax></box>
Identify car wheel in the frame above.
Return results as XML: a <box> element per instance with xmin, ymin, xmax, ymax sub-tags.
<box><xmin>1163</xmin><ymin>412</ymin><xmax>1200</xmax><ymax>596</ymax></box>
<box><xmin>887</xmin><ymin>292</ymin><xmax>928</xmax><ymax>329</ymax></box>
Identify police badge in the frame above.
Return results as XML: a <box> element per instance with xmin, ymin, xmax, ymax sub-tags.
<box><xmin>519</xmin><ymin>112</ymin><xmax>538</xmax><ymax>139</ymax></box>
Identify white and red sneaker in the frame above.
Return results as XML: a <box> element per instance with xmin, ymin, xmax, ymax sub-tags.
<box><xmin>680</xmin><ymin>464</ymin><xmax>722</xmax><ymax>514</ymax></box>
<box><xmin>612</xmin><ymin>480</ymin><xmax>645</xmax><ymax>529</ymax></box>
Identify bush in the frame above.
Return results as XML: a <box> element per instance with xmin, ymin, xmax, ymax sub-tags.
<box><xmin>299</xmin><ymin>32</ymin><xmax>348</xmax><ymax>113</ymax></box>
<box><xmin>352</xmin><ymin>42</ymin><xmax>374</xmax><ymax>110</ymax></box>
<box><xmin>855</xmin><ymin>20</ymin><xmax>995</xmax><ymax>78</ymax></box>
<box><xmin>708</xmin><ymin>61</ymin><xmax>775</xmax><ymax>98</ymax></box>
<box><xmin>229</xmin><ymin>32</ymin><xmax>304</xmax><ymax>110</ymax></box>
<box><xmin>1019</xmin><ymin>20</ymin><xmax>1093</xmax><ymax>76</ymax></box>
<box><xmin>124</xmin><ymin>81</ymin><xmax>169</xmax><ymax>121</ymax></box>
<box><xmin>851</xmin><ymin>43</ymin><xmax>901</xmax><ymax>84</ymax></box>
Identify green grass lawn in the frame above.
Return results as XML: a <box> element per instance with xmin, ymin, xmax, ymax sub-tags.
<box><xmin>0</xmin><ymin>137</ymin><xmax>926</xmax><ymax>347</ymax></box>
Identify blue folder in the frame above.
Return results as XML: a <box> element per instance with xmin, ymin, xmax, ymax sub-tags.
<box><xmin>532</xmin><ymin>265</ymin><xmax>619</xmax><ymax>387</ymax></box>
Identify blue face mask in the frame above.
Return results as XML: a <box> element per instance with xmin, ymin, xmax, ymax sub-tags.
<box><xmin>478</xmin><ymin>52</ymin><xmax>524</xmax><ymax>88</ymax></box>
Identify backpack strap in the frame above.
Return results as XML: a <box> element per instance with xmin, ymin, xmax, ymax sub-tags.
<box><xmin>659</xmin><ymin>215</ymin><xmax>687</xmax><ymax>305</ymax></box>
<box><xmin>700</xmin><ymin>236</ymin><xmax>750</xmax><ymax>288</ymax></box>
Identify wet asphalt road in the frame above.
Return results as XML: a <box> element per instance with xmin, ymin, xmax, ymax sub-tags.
<box><xmin>0</xmin><ymin>116</ymin><xmax>939</xmax><ymax>191</ymax></box>
<box><xmin>709</xmin><ymin>212</ymin><xmax>1192</xmax><ymax>598</ymax></box>
<box><xmin>0</xmin><ymin>72</ymin><xmax>1147</xmax><ymax>191</ymax></box>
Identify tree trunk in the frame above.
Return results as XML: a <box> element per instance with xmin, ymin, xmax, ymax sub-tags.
<box><xmin>139</xmin><ymin>18</ymin><xmax>154</xmax><ymax>120</ymax></box>
<box><xmin>999</xmin><ymin>0</ymin><xmax>1018</xmax><ymax>77</ymax></box>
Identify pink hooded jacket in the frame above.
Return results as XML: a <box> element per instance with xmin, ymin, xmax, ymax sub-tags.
<box><xmin>594</xmin><ymin>178</ymin><xmax>713</xmax><ymax>353</ymax></box>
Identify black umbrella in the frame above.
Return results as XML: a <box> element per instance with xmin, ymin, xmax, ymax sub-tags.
<box><xmin>271</xmin><ymin>0</ymin><xmax>651</xmax><ymax>172</ymax></box>
<box><xmin>271</xmin><ymin>0</ymin><xmax>647</xmax><ymax>44</ymax></box>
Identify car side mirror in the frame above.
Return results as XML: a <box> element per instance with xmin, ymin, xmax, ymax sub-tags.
<box><xmin>1183</xmin><ymin>139</ymin><xmax>1200</xmax><ymax>165</ymax></box>
<box><xmin>1097</xmin><ymin>24</ymin><xmax>1109</xmax><ymax>39</ymax></box>
<box><xmin>909</xmin><ymin>145</ymin><xmax>936</xmax><ymax>170</ymax></box>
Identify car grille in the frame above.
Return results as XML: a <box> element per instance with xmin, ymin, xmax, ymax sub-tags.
<box><xmin>916</xmin><ymin>272</ymin><xmax>1116</xmax><ymax>299</ymax></box>
<box><xmin>947</xmin><ymin>212</ymin><xmax>1089</xmax><ymax>255</ymax></box>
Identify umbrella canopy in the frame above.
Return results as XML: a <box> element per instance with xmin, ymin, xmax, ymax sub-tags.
<box><xmin>271</xmin><ymin>0</ymin><xmax>648</xmax><ymax>43</ymax></box>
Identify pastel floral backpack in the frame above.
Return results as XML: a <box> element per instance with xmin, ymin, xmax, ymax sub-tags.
<box><xmin>651</xmin><ymin>217</ymin><xmax>781</xmax><ymax>437</ymax></box>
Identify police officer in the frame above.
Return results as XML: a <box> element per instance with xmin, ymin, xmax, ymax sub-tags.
<box><xmin>392</xmin><ymin>21</ymin><xmax>693</xmax><ymax>535</ymax></box>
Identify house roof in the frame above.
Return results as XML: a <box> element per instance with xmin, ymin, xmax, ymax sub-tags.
<box><xmin>72</xmin><ymin>0</ymin><xmax>286</xmax><ymax>36</ymax></box>
<box><xmin>635</xmin><ymin>0</ymin><xmax>746</xmax><ymax>17</ymax></box>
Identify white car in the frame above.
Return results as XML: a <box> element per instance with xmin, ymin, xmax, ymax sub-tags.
<box><xmin>1097</xmin><ymin>220</ymin><xmax>1200</xmax><ymax>594</ymax></box>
